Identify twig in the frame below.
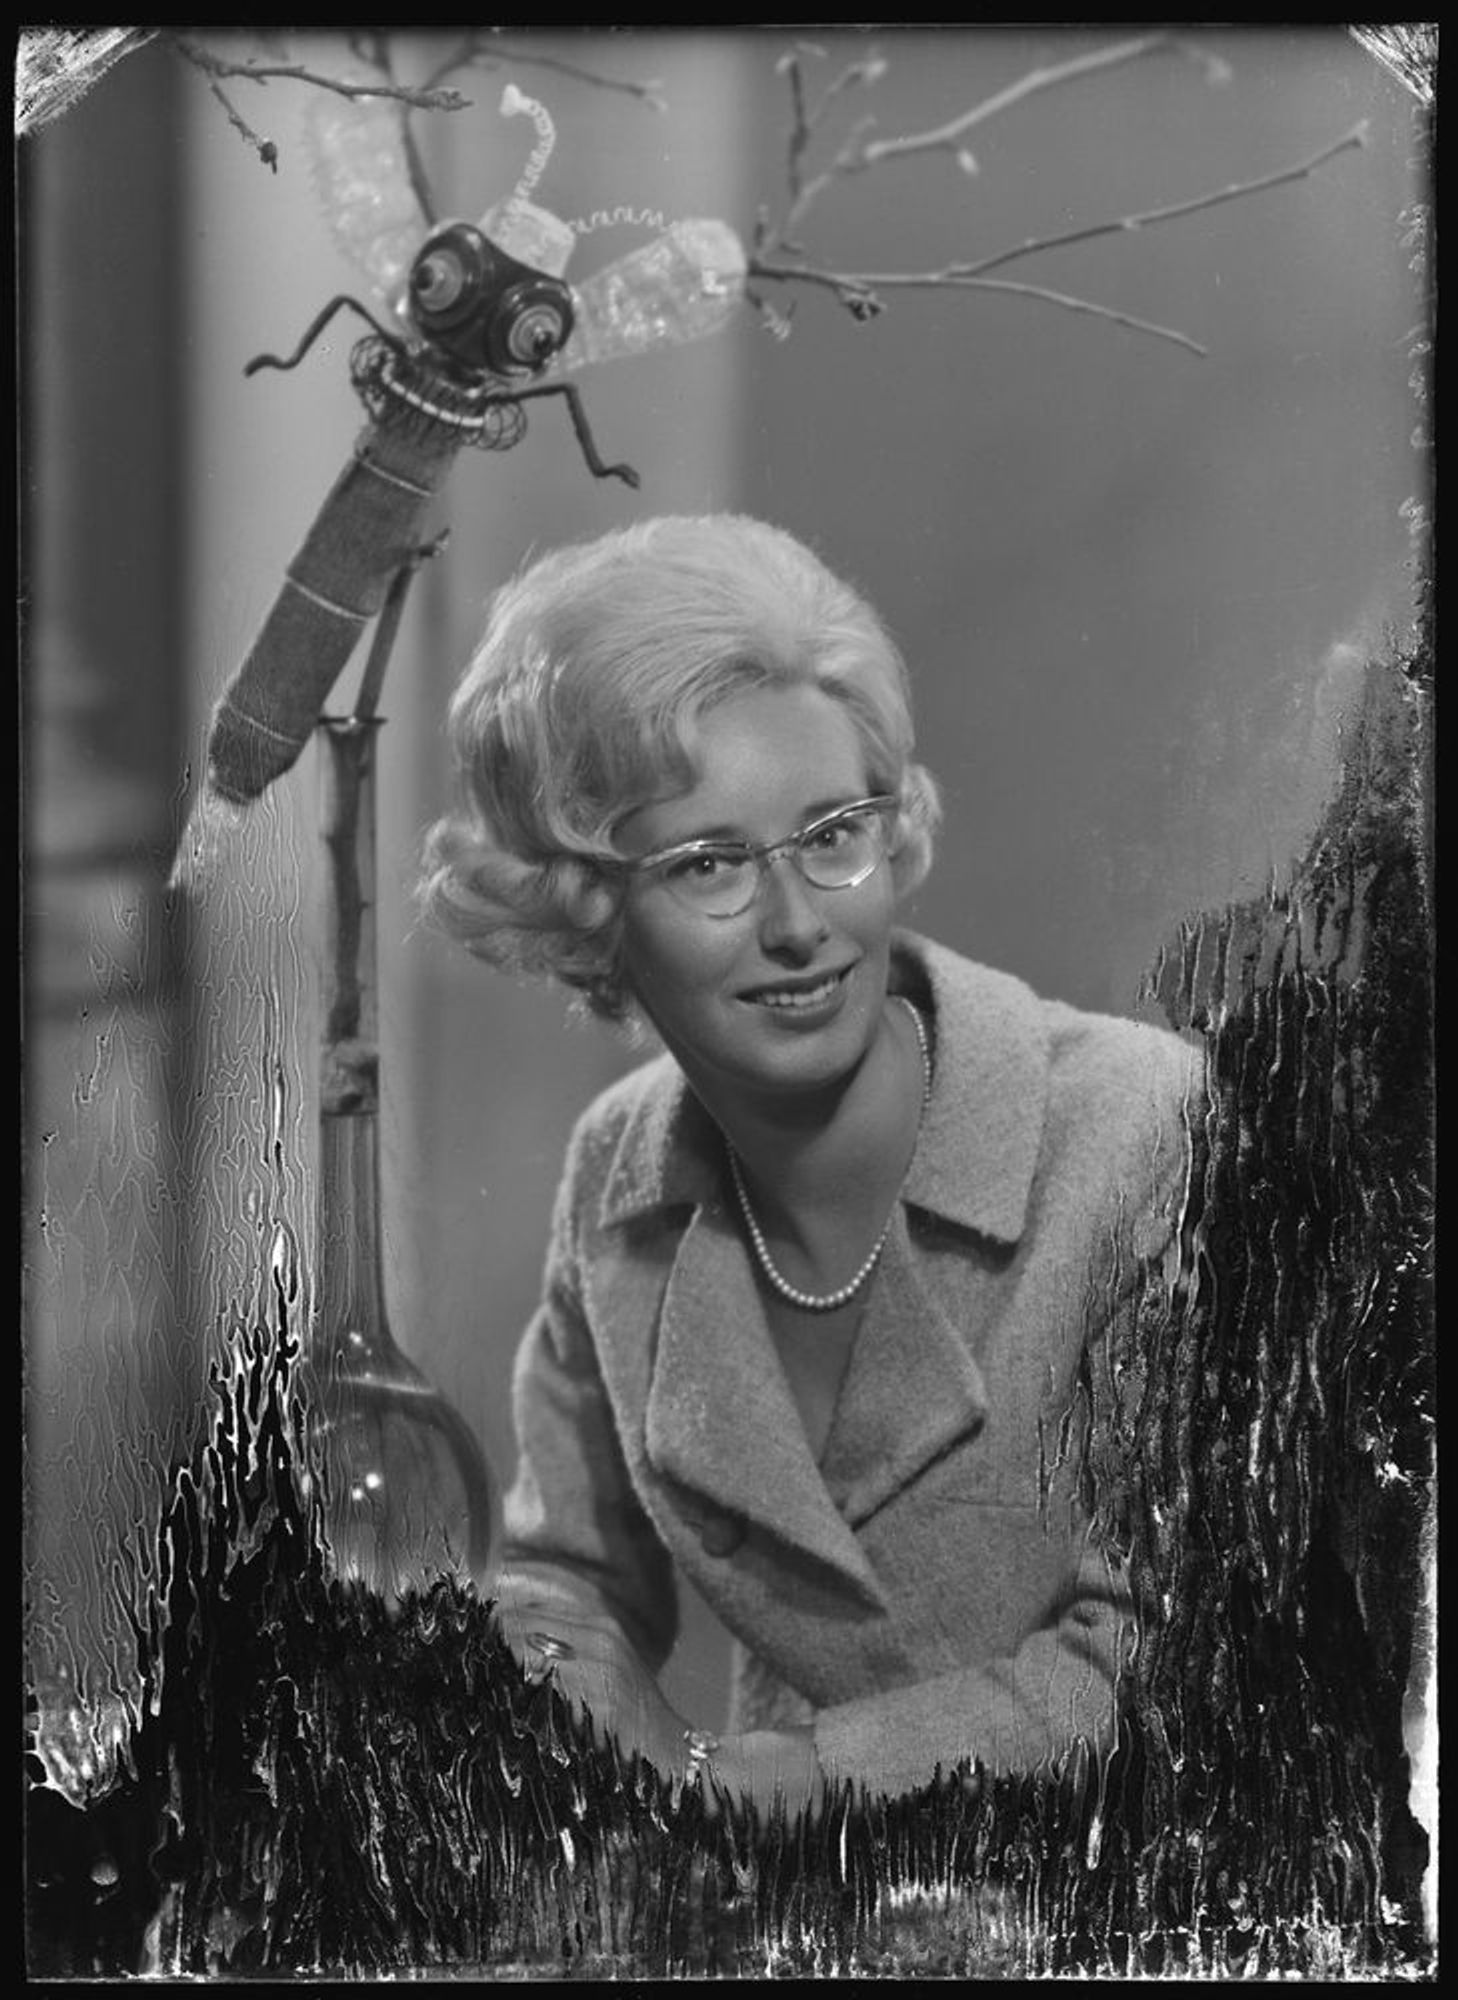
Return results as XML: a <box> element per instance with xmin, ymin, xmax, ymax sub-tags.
<box><xmin>752</xmin><ymin>36</ymin><xmax>1368</xmax><ymax>358</ymax></box>
<box><xmin>773</xmin><ymin>31</ymin><xmax>1217</xmax><ymax>246</ymax></box>
<box><xmin>170</xmin><ymin>36</ymin><xmax>469</xmax><ymax>113</ymax></box>
<box><xmin>853</xmin><ymin>32</ymin><xmax>1224</xmax><ymax>172</ymax></box>
<box><xmin>775</xmin><ymin>45</ymin><xmax>890</xmax><ymax>241</ymax></box>
<box><xmin>171</xmin><ymin>32</ymin><xmax>464</xmax><ymax>189</ymax></box>
<box><xmin>778</xmin><ymin>45</ymin><xmax>887</xmax><ymax>200</ymax></box>
<box><xmin>352</xmin><ymin>535</ymin><xmax>450</xmax><ymax>724</ymax></box>
<box><xmin>417</xmin><ymin>33</ymin><xmax>666</xmax><ymax>109</ymax></box>
<box><xmin>745</xmin><ymin>261</ymin><xmax>1209</xmax><ymax>355</ymax></box>
<box><xmin>780</xmin><ymin>45</ymin><xmax>816</xmax><ymax>207</ymax></box>
<box><xmin>203</xmin><ymin>77</ymin><xmax>279</xmax><ymax>173</ymax></box>
<box><xmin>938</xmin><ymin>124</ymin><xmax>1369</xmax><ymax>282</ymax></box>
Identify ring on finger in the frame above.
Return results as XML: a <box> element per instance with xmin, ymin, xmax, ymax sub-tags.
<box><xmin>524</xmin><ymin>1631</ymin><xmax>576</xmax><ymax>1681</ymax></box>
<box><xmin>683</xmin><ymin>1728</ymin><xmax>720</xmax><ymax>1778</ymax></box>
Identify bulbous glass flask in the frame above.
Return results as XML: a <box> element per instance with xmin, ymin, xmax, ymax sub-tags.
<box><xmin>307</xmin><ymin>717</ymin><xmax>499</xmax><ymax>1604</ymax></box>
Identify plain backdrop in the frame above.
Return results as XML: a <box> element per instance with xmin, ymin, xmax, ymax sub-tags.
<box><xmin>22</xmin><ymin>28</ymin><xmax>1430</xmax><ymax>1727</ymax></box>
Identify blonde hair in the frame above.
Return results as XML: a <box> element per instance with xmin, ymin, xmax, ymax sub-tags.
<box><xmin>417</xmin><ymin>515</ymin><xmax>941</xmax><ymax>1021</ymax></box>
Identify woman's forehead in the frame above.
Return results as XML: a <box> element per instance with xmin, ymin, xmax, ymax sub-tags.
<box><xmin>621</xmin><ymin>686</ymin><xmax>871</xmax><ymax>852</ymax></box>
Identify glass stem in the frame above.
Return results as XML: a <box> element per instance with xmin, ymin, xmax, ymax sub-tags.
<box><xmin>315</xmin><ymin>715</ymin><xmax>390</xmax><ymax>1361</ymax></box>
<box><xmin>310</xmin><ymin>711</ymin><xmax>498</xmax><ymax>1580</ymax></box>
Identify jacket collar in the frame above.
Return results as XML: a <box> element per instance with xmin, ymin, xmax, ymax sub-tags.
<box><xmin>598</xmin><ymin>933</ymin><xmax>1050</xmax><ymax>1246</ymax></box>
<box><xmin>899</xmin><ymin>934</ymin><xmax>1048</xmax><ymax>1243</ymax></box>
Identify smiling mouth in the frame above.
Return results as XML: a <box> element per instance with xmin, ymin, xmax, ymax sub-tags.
<box><xmin>744</xmin><ymin>968</ymin><xmax>850</xmax><ymax>1010</ymax></box>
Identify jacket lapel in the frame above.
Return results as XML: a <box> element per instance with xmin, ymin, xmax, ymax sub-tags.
<box><xmin>643</xmin><ymin>1204</ymin><xmax>887</xmax><ymax>1607</ymax></box>
<box><xmin>819</xmin><ymin>1223</ymin><xmax>990</xmax><ymax>1526</ymax></box>
<box><xmin>898</xmin><ymin>934</ymin><xmax>1048</xmax><ymax>1241</ymax></box>
<box><xmin>819</xmin><ymin>937</ymin><xmax>1050</xmax><ymax>1524</ymax></box>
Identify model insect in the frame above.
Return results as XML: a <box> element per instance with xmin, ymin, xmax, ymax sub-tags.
<box><xmin>203</xmin><ymin>83</ymin><xmax>745</xmax><ymax>810</ymax></box>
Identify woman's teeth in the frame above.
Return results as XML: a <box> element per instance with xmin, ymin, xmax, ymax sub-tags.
<box><xmin>753</xmin><ymin>975</ymin><xmax>841</xmax><ymax>1009</ymax></box>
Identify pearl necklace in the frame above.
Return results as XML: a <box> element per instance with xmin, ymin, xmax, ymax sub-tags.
<box><xmin>727</xmin><ymin>996</ymin><xmax>932</xmax><ymax>1314</ymax></box>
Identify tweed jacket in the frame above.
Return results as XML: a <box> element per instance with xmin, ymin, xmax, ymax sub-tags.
<box><xmin>499</xmin><ymin>932</ymin><xmax>1202</xmax><ymax>1797</ymax></box>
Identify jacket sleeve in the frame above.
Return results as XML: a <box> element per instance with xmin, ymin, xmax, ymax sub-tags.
<box><xmin>495</xmin><ymin>1136</ymin><xmax>679</xmax><ymax>1674</ymax></box>
<box><xmin>810</xmin><ymin>1525</ymin><xmax>1135</xmax><ymax>1797</ymax></box>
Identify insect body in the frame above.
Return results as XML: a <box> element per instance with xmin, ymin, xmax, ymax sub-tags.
<box><xmin>204</xmin><ymin>84</ymin><xmax>744</xmax><ymax>807</ymax></box>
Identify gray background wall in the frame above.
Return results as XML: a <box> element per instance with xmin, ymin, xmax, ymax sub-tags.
<box><xmin>23</xmin><ymin>29</ymin><xmax>1429</xmax><ymax>1726</ymax></box>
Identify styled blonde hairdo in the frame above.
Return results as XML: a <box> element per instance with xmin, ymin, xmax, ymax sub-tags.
<box><xmin>417</xmin><ymin>514</ymin><xmax>941</xmax><ymax>1021</ymax></box>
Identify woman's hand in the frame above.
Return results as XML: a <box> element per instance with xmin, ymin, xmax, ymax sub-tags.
<box><xmin>702</xmin><ymin>1724</ymin><xmax>830</xmax><ymax>1817</ymax></box>
<box><xmin>494</xmin><ymin>1594</ymin><xmax>695</xmax><ymax>1781</ymax></box>
<box><xmin>494</xmin><ymin>1595</ymin><xmax>833</xmax><ymax>1814</ymax></box>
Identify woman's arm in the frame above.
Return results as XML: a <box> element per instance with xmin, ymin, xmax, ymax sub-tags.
<box><xmin>806</xmin><ymin>1531</ymin><xmax>1133</xmax><ymax>1799</ymax></box>
<box><xmin>491</xmin><ymin>1160</ymin><xmax>713</xmax><ymax>1784</ymax></box>
<box><xmin>498</xmin><ymin>1210</ymin><xmax>842</xmax><ymax>1812</ymax></box>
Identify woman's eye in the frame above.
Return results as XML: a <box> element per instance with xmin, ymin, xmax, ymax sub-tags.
<box><xmin>667</xmin><ymin>850</ymin><xmax>734</xmax><ymax>882</ymax></box>
<box><xmin>807</xmin><ymin>819</ymin><xmax>854</xmax><ymax>852</ymax></box>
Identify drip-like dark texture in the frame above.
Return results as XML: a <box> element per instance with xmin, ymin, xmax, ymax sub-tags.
<box><xmin>1075</xmin><ymin>630</ymin><xmax>1434</xmax><ymax>1976</ymax></box>
<box><xmin>26</xmin><ymin>629</ymin><xmax>1433</xmax><ymax>1979</ymax></box>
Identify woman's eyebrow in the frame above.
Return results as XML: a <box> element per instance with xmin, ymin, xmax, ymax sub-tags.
<box><xmin>659</xmin><ymin>796</ymin><xmax>867</xmax><ymax>849</ymax></box>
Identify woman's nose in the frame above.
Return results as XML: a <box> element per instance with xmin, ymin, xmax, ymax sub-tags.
<box><xmin>756</xmin><ymin>854</ymin><xmax>830</xmax><ymax>952</ymax></box>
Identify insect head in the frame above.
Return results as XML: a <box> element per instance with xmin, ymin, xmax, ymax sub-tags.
<box><xmin>407</xmin><ymin>222</ymin><xmax>575</xmax><ymax>377</ymax></box>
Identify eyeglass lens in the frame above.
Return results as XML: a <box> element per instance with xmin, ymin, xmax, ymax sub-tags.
<box><xmin>658</xmin><ymin>802</ymin><xmax>891</xmax><ymax>916</ymax></box>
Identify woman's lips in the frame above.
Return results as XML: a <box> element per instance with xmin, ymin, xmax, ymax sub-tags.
<box><xmin>741</xmin><ymin>966</ymin><xmax>852</xmax><ymax>1011</ymax></box>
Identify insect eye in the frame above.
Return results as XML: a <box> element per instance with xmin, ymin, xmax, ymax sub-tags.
<box><xmin>505</xmin><ymin>295</ymin><xmax>571</xmax><ymax>366</ymax></box>
<box><xmin>411</xmin><ymin>248</ymin><xmax>473</xmax><ymax>315</ymax></box>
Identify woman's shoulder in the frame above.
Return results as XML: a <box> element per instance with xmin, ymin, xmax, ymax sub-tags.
<box><xmin>1039</xmin><ymin>992</ymin><xmax>1204</xmax><ymax>1099</ymax></box>
<box><xmin>905</xmin><ymin>929</ymin><xmax>1204</xmax><ymax>1137</ymax></box>
<box><xmin>564</xmin><ymin>1048</ymin><xmax>681</xmax><ymax>1158</ymax></box>
<box><xmin>908</xmin><ymin>932</ymin><xmax>1198</xmax><ymax>1056</ymax></box>
<box><xmin>553</xmin><ymin>1047</ymin><xmax>714</xmax><ymax>1226</ymax></box>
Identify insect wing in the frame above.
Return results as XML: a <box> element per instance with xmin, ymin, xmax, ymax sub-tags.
<box><xmin>304</xmin><ymin>87</ymin><xmax>432</xmax><ymax>338</ymax></box>
<box><xmin>550</xmin><ymin>219</ymin><xmax>747</xmax><ymax>373</ymax></box>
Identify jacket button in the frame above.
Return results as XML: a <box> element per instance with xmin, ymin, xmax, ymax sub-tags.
<box><xmin>698</xmin><ymin>1509</ymin><xmax>746</xmax><ymax>1557</ymax></box>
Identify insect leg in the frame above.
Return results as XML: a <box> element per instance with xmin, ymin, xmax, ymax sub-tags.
<box><xmin>507</xmin><ymin>383</ymin><xmax>641</xmax><ymax>489</ymax></box>
<box><xmin>245</xmin><ymin>296</ymin><xmax>403</xmax><ymax>379</ymax></box>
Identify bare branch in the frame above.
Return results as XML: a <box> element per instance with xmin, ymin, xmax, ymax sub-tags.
<box><xmin>169</xmin><ymin>33</ymin><xmax>468</xmax><ymax>181</ymax></box>
<box><xmin>926</xmin><ymin>124</ymin><xmax>1370</xmax><ymax>284</ymax></box>
<box><xmin>751</xmin><ymin>36</ymin><xmax>1368</xmax><ymax>361</ymax></box>
<box><xmin>775</xmin><ymin>44</ymin><xmax>889</xmax><ymax>239</ymax></box>
<box><xmin>490</xmin><ymin>47</ymin><xmax>667</xmax><ymax>111</ymax></box>
<box><xmin>778</xmin><ymin>45</ymin><xmax>817</xmax><ymax>206</ymax></box>
<box><xmin>954</xmin><ymin>279</ymin><xmax>1208</xmax><ymax>355</ymax></box>
<box><xmin>777</xmin><ymin>42</ymin><xmax>888</xmax><ymax>161</ymax></box>
<box><xmin>763</xmin><ymin>31</ymin><xmax>1238</xmax><ymax>270</ymax></box>
<box><xmin>746</xmin><ymin>258</ymin><xmax>1209</xmax><ymax>355</ymax></box>
<box><xmin>203</xmin><ymin>77</ymin><xmax>279</xmax><ymax>173</ymax></box>
<box><xmin>417</xmin><ymin>33</ymin><xmax>667</xmax><ymax>109</ymax></box>
<box><xmin>850</xmin><ymin>32</ymin><xmax>1226</xmax><ymax>172</ymax></box>
<box><xmin>170</xmin><ymin>36</ymin><xmax>469</xmax><ymax>113</ymax></box>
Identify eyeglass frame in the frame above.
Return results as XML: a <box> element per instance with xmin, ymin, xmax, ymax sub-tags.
<box><xmin>616</xmin><ymin>793</ymin><xmax>902</xmax><ymax>920</ymax></box>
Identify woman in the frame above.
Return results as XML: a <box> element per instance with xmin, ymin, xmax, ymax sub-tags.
<box><xmin>418</xmin><ymin>514</ymin><xmax>1200</xmax><ymax>1810</ymax></box>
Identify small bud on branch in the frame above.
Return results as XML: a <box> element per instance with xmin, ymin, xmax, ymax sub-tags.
<box><xmin>751</xmin><ymin>36</ymin><xmax>1370</xmax><ymax>356</ymax></box>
